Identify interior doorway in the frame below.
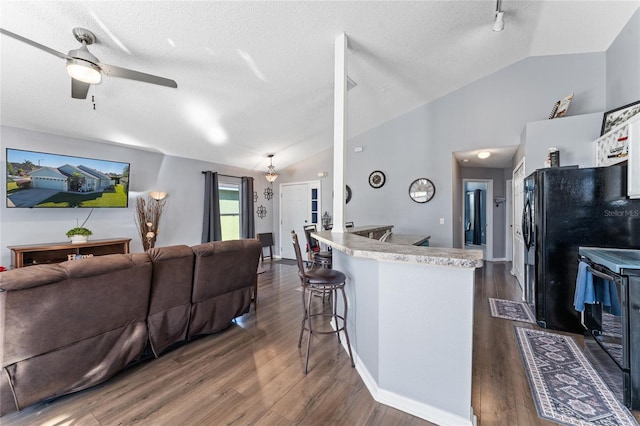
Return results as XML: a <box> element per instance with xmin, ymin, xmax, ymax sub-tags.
<box><xmin>462</xmin><ymin>179</ymin><xmax>493</xmax><ymax>260</ymax></box>
<box><xmin>279</xmin><ymin>180</ymin><xmax>321</xmax><ymax>259</ymax></box>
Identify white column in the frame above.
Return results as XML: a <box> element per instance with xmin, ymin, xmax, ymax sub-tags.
<box><xmin>332</xmin><ymin>33</ymin><xmax>347</xmax><ymax>233</ymax></box>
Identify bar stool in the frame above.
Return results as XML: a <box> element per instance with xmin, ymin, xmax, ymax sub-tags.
<box><xmin>303</xmin><ymin>224</ymin><xmax>332</xmax><ymax>268</ymax></box>
<box><xmin>291</xmin><ymin>231</ymin><xmax>355</xmax><ymax>374</ymax></box>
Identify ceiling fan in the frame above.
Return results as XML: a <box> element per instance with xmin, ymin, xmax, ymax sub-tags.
<box><xmin>0</xmin><ymin>27</ymin><xmax>178</xmax><ymax>99</ymax></box>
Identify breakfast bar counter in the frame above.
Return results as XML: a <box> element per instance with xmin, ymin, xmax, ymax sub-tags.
<box><xmin>313</xmin><ymin>228</ymin><xmax>483</xmax><ymax>425</ymax></box>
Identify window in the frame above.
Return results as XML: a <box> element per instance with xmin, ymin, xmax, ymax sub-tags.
<box><xmin>219</xmin><ymin>183</ymin><xmax>240</xmax><ymax>240</ymax></box>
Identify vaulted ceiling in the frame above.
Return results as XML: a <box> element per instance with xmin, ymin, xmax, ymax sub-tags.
<box><xmin>1</xmin><ymin>1</ymin><xmax>638</xmax><ymax>171</ymax></box>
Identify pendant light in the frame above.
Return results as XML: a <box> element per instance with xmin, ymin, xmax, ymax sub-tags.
<box><xmin>265</xmin><ymin>154</ymin><xmax>279</xmax><ymax>183</ymax></box>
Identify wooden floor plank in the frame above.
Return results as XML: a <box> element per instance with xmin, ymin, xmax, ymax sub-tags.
<box><xmin>3</xmin><ymin>260</ymin><xmax>639</xmax><ymax>425</ymax></box>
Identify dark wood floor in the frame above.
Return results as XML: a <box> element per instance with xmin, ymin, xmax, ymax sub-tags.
<box><xmin>3</xmin><ymin>260</ymin><xmax>639</xmax><ymax>425</ymax></box>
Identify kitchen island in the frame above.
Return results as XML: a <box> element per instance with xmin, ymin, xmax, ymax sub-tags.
<box><xmin>313</xmin><ymin>228</ymin><xmax>483</xmax><ymax>425</ymax></box>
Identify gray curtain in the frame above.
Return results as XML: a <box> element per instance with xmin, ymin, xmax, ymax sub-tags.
<box><xmin>240</xmin><ymin>176</ymin><xmax>255</xmax><ymax>239</ymax></box>
<box><xmin>202</xmin><ymin>171</ymin><xmax>222</xmax><ymax>242</ymax></box>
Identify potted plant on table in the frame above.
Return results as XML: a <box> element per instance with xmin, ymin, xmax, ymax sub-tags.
<box><xmin>66</xmin><ymin>209</ymin><xmax>94</xmax><ymax>244</ymax></box>
<box><xmin>66</xmin><ymin>227</ymin><xmax>93</xmax><ymax>244</ymax></box>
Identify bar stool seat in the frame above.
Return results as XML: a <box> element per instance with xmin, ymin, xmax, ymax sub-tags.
<box><xmin>311</xmin><ymin>251</ymin><xmax>332</xmax><ymax>268</ymax></box>
<box><xmin>291</xmin><ymin>231</ymin><xmax>355</xmax><ymax>374</ymax></box>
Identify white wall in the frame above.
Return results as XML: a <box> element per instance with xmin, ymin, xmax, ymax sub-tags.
<box><xmin>1</xmin><ymin>126</ymin><xmax>273</xmax><ymax>268</ymax></box>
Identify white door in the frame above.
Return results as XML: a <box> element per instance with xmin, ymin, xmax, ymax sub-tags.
<box><xmin>280</xmin><ymin>181</ymin><xmax>321</xmax><ymax>260</ymax></box>
<box><xmin>512</xmin><ymin>158</ymin><xmax>525</xmax><ymax>292</ymax></box>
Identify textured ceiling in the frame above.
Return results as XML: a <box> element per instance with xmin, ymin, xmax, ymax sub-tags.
<box><xmin>1</xmin><ymin>1</ymin><xmax>638</xmax><ymax>172</ymax></box>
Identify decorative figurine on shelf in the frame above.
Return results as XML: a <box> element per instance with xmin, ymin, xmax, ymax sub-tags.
<box><xmin>322</xmin><ymin>211</ymin><xmax>332</xmax><ymax>230</ymax></box>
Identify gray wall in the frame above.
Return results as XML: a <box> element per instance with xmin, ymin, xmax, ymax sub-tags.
<box><xmin>1</xmin><ymin>126</ymin><xmax>273</xmax><ymax>267</ymax></box>
<box><xmin>606</xmin><ymin>8</ymin><xmax>640</xmax><ymax>110</ymax></box>
<box><xmin>344</xmin><ymin>52</ymin><xmax>607</xmax><ymax>251</ymax></box>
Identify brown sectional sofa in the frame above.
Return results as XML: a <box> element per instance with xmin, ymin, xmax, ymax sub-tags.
<box><xmin>0</xmin><ymin>239</ymin><xmax>262</xmax><ymax>416</ymax></box>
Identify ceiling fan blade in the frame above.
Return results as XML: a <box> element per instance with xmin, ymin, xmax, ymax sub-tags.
<box><xmin>0</xmin><ymin>28</ymin><xmax>70</xmax><ymax>60</ymax></box>
<box><xmin>99</xmin><ymin>63</ymin><xmax>177</xmax><ymax>89</ymax></box>
<box><xmin>71</xmin><ymin>78</ymin><xmax>90</xmax><ymax>99</ymax></box>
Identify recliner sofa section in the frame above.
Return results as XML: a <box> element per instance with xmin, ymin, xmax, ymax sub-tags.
<box><xmin>0</xmin><ymin>239</ymin><xmax>262</xmax><ymax>416</ymax></box>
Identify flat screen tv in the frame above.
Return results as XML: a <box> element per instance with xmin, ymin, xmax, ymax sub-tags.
<box><xmin>6</xmin><ymin>148</ymin><xmax>130</xmax><ymax>208</ymax></box>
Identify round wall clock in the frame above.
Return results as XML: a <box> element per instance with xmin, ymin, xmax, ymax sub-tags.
<box><xmin>345</xmin><ymin>185</ymin><xmax>352</xmax><ymax>204</ymax></box>
<box><xmin>409</xmin><ymin>178</ymin><xmax>436</xmax><ymax>203</ymax></box>
<box><xmin>369</xmin><ymin>170</ymin><xmax>386</xmax><ymax>188</ymax></box>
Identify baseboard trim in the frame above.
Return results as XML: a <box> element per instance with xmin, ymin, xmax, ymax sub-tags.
<box><xmin>346</xmin><ymin>343</ymin><xmax>474</xmax><ymax>426</ymax></box>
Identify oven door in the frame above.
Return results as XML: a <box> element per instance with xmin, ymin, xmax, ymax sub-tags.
<box><xmin>582</xmin><ymin>262</ymin><xmax>628</xmax><ymax>370</ymax></box>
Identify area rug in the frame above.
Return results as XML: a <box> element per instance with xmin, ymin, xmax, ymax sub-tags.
<box><xmin>515</xmin><ymin>327</ymin><xmax>638</xmax><ymax>425</ymax></box>
<box><xmin>488</xmin><ymin>298</ymin><xmax>536</xmax><ymax>324</ymax></box>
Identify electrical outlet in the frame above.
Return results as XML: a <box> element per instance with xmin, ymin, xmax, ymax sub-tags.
<box><xmin>439</xmin><ymin>218</ymin><xmax>445</xmax><ymax>225</ymax></box>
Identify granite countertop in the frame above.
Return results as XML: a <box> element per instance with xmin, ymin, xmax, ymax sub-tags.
<box><xmin>313</xmin><ymin>230</ymin><xmax>483</xmax><ymax>269</ymax></box>
<box><xmin>385</xmin><ymin>234</ymin><xmax>430</xmax><ymax>246</ymax></box>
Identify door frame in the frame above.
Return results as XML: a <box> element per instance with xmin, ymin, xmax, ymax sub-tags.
<box><xmin>279</xmin><ymin>180</ymin><xmax>321</xmax><ymax>259</ymax></box>
<box><xmin>505</xmin><ymin>179</ymin><xmax>513</xmax><ymax>262</ymax></box>
<box><xmin>461</xmin><ymin>178</ymin><xmax>493</xmax><ymax>261</ymax></box>
<box><xmin>511</xmin><ymin>157</ymin><xmax>526</xmax><ymax>292</ymax></box>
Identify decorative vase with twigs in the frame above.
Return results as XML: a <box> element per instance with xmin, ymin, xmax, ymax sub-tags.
<box><xmin>135</xmin><ymin>196</ymin><xmax>166</xmax><ymax>251</ymax></box>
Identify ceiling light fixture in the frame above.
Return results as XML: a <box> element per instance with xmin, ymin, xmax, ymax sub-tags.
<box><xmin>66</xmin><ymin>58</ymin><xmax>102</xmax><ymax>84</ymax></box>
<box><xmin>493</xmin><ymin>0</ymin><xmax>505</xmax><ymax>32</ymax></box>
<box><xmin>477</xmin><ymin>151</ymin><xmax>491</xmax><ymax>159</ymax></box>
<box><xmin>265</xmin><ymin>154</ymin><xmax>279</xmax><ymax>183</ymax></box>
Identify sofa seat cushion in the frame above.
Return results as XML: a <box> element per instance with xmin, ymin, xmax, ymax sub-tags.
<box><xmin>5</xmin><ymin>322</ymin><xmax>147</xmax><ymax>411</ymax></box>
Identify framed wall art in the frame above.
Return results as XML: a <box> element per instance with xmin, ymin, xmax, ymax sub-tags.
<box><xmin>601</xmin><ymin>100</ymin><xmax>640</xmax><ymax>135</ymax></box>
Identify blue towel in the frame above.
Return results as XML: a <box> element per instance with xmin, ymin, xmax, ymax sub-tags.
<box><xmin>594</xmin><ymin>276</ymin><xmax>622</xmax><ymax>316</ymax></box>
<box><xmin>573</xmin><ymin>261</ymin><xmax>622</xmax><ymax>316</ymax></box>
<box><xmin>574</xmin><ymin>261</ymin><xmax>594</xmax><ymax>312</ymax></box>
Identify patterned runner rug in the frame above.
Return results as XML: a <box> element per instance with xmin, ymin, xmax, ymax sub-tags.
<box><xmin>488</xmin><ymin>298</ymin><xmax>536</xmax><ymax>324</ymax></box>
<box><xmin>515</xmin><ymin>327</ymin><xmax>638</xmax><ymax>425</ymax></box>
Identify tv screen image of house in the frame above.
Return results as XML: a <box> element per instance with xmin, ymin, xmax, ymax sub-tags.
<box><xmin>6</xmin><ymin>148</ymin><xmax>130</xmax><ymax>208</ymax></box>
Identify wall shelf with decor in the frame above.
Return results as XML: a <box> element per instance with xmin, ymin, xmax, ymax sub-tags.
<box><xmin>8</xmin><ymin>238</ymin><xmax>131</xmax><ymax>269</ymax></box>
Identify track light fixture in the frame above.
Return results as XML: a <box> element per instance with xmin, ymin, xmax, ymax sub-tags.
<box><xmin>493</xmin><ymin>0</ymin><xmax>505</xmax><ymax>32</ymax></box>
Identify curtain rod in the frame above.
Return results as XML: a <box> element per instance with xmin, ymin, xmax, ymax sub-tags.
<box><xmin>201</xmin><ymin>171</ymin><xmax>244</xmax><ymax>179</ymax></box>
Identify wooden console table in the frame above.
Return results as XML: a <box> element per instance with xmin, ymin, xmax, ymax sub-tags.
<box><xmin>8</xmin><ymin>238</ymin><xmax>131</xmax><ymax>268</ymax></box>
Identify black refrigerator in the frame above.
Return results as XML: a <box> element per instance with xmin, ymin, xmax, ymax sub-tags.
<box><xmin>523</xmin><ymin>164</ymin><xmax>640</xmax><ymax>333</ymax></box>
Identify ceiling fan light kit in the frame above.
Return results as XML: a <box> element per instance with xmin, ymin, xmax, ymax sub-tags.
<box><xmin>0</xmin><ymin>26</ymin><xmax>177</xmax><ymax>99</ymax></box>
<box><xmin>66</xmin><ymin>59</ymin><xmax>102</xmax><ymax>84</ymax></box>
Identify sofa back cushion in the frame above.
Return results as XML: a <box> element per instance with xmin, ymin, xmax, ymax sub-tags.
<box><xmin>146</xmin><ymin>245</ymin><xmax>194</xmax><ymax>355</ymax></box>
<box><xmin>1</xmin><ymin>253</ymin><xmax>152</xmax><ymax>365</ymax></box>
<box><xmin>188</xmin><ymin>239</ymin><xmax>261</xmax><ymax>337</ymax></box>
<box><xmin>191</xmin><ymin>239</ymin><xmax>262</xmax><ymax>303</ymax></box>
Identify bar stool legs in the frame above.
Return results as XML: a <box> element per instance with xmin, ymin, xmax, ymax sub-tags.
<box><xmin>298</xmin><ymin>283</ymin><xmax>355</xmax><ymax>374</ymax></box>
<box><xmin>291</xmin><ymin>230</ymin><xmax>354</xmax><ymax>374</ymax></box>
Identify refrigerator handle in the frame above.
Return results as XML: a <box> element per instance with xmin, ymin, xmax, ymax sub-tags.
<box><xmin>522</xmin><ymin>199</ymin><xmax>533</xmax><ymax>249</ymax></box>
